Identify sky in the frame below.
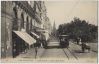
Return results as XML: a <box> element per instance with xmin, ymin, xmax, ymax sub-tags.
<box><xmin>45</xmin><ymin>0</ymin><xmax>98</xmax><ymax>29</ymax></box>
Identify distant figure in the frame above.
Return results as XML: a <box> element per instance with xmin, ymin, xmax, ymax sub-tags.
<box><xmin>77</xmin><ymin>38</ymin><xmax>80</xmax><ymax>45</ymax></box>
<box><xmin>76</xmin><ymin>37</ymin><xmax>82</xmax><ymax>45</ymax></box>
<box><xmin>34</xmin><ymin>46</ymin><xmax>37</xmax><ymax>59</ymax></box>
<box><xmin>81</xmin><ymin>42</ymin><xmax>85</xmax><ymax>52</ymax></box>
<box><xmin>40</xmin><ymin>34</ymin><xmax>47</xmax><ymax>48</ymax></box>
<box><xmin>81</xmin><ymin>42</ymin><xmax>90</xmax><ymax>52</ymax></box>
<box><xmin>79</xmin><ymin>38</ymin><xmax>82</xmax><ymax>45</ymax></box>
<box><xmin>85</xmin><ymin>43</ymin><xmax>90</xmax><ymax>52</ymax></box>
<box><xmin>65</xmin><ymin>38</ymin><xmax>69</xmax><ymax>48</ymax></box>
<box><xmin>36</xmin><ymin>38</ymin><xmax>41</xmax><ymax>48</ymax></box>
<box><xmin>34</xmin><ymin>43</ymin><xmax>38</xmax><ymax>58</ymax></box>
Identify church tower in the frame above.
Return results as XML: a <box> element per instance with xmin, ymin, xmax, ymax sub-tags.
<box><xmin>52</xmin><ymin>21</ymin><xmax>56</xmax><ymax>37</ymax></box>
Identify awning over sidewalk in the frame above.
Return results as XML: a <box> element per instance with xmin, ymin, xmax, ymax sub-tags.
<box><xmin>13</xmin><ymin>31</ymin><xmax>36</xmax><ymax>45</ymax></box>
<box><xmin>31</xmin><ymin>32</ymin><xmax>39</xmax><ymax>38</ymax></box>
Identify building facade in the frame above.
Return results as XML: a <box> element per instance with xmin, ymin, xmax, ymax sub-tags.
<box><xmin>43</xmin><ymin>16</ymin><xmax>52</xmax><ymax>34</ymax></box>
<box><xmin>1</xmin><ymin>1</ymin><xmax>51</xmax><ymax>58</ymax></box>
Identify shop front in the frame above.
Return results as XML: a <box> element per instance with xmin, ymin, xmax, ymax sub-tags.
<box><xmin>12</xmin><ymin>31</ymin><xmax>36</xmax><ymax>57</ymax></box>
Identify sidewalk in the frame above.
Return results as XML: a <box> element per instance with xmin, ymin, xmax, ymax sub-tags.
<box><xmin>16</xmin><ymin>48</ymin><xmax>36</xmax><ymax>58</ymax></box>
<box><xmin>68</xmin><ymin>42</ymin><xmax>97</xmax><ymax>62</ymax></box>
<box><xmin>14</xmin><ymin>47</ymin><xmax>45</xmax><ymax>59</ymax></box>
<box><xmin>36</xmin><ymin>47</ymin><xmax>46</xmax><ymax>58</ymax></box>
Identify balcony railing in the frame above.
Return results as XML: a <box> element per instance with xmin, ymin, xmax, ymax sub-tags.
<box><xmin>14</xmin><ymin>1</ymin><xmax>42</xmax><ymax>24</ymax></box>
<box><xmin>34</xmin><ymin>13</ymin><xmax>42</xmax><ymax>24</ymax></box>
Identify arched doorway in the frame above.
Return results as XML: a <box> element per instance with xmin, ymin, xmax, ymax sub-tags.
<box><xmin>12</xmin><ymin>6</ymin><xmax>19</xmax><ymax>57</ymax></box>
<box><xmin>12</xmin><ymin>6</ymin><xmax>18</xmax><ymax>30</ymax></box>
<box><xmin>26</xmin><ymin>16</ymin><xmax>29</xmax><ymax>33</ymax></box>
<box><xmin>21</xmin><ymin>13</ymin><xmax>24</xmax><ymax>29</ymax></box>
<box><xmin>12</xmin><ymin>6</ymin><xmax>25</xmax><ymax>58</ymax></box>
<box><xmin>30</xmin><ymin>19</ymin><xmax>32</xmax><ymax>31</ymax></box>
<box><xmin>20</xmin><ymin>13</ymin><xmax>26</xmax><ymax>53</ymax></box>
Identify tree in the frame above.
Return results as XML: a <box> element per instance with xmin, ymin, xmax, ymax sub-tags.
<box><xmin>57</xmin><ymin>17</ymin><xmax>98</xmax><ymax>42</ymax></box>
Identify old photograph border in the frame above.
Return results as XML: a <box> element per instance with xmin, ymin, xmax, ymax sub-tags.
<box><xmin>0</xmin><ymin>0</ymin><xmax>98</xmax><ymax>64</ymax></box>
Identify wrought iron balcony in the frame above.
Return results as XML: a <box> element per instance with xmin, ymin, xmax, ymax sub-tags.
<box><xmin>14</xmin><ymin>1</ymin><xmax>42</xmax><ymax>24</ymax></box>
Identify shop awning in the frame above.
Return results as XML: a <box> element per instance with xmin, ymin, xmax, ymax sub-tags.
<box><xmin>13</xmin><ymin>31</ymin><xmax>36</xmax><ymax>45</ymax></box>
<box><xmin>31</xmin><ymin>32</ymin><xmax>39</xmax><ymax>38</ymax></box>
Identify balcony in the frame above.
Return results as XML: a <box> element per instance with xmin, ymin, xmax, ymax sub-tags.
<box><xmin>14</xmin><ymin>1</ymin><xmax>42</xmax><ymax>24</ymax></box>
<box><xmin>34</xmin><ymin>13</ymin><xmax>42</xmax><ymax>24</ymax></box>
<box><xmin>14</xmin><ymin>1</ymin><xmax>35</xmax><ymax>18</ymax></box>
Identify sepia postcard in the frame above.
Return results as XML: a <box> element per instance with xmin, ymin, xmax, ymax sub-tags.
<box><xmin>1</xmin><ymin>0</ymin><xmax>98</xmax><ymax>64</ymax></box>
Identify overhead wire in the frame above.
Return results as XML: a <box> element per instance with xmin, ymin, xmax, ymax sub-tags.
<box><xmin>66</xmin><ymin>0</ymin><xmax>80</xmax><ymax>21</ymax></box>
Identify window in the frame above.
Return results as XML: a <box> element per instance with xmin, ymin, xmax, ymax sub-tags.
<box><xmin>12</xmin><ymin>6</ymin><xmax>18</xmax><ymax>30</ymax></box>
<box><xmin>21</xmin><ymin>13</ymin><xmax>24</xmax><ymax>29</ymax></box>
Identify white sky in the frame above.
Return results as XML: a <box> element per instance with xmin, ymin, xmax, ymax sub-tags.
<box><xmin>45</xmin><ymin>0</ymin><xmax>98</xmax><ymax>29</ymax></box>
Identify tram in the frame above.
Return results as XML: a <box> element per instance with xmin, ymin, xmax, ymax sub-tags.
<box><xmin>59</xmin><ymin>35</ymin><xmax>69</xmax><ymax>48</ymax></box>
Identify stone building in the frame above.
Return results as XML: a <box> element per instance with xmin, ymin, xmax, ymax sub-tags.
<box><xmin>43</xmin><ymin>16</ymin><xmax>52</xmax><ymax>34</ymax></box>
<box><xmin>1</xmin><ymin>1</ymin><xmax>51</xmax><ymax>58</ymax></box>
<box><xmin>34</xmin><ymin>1</ymin><xmax>52</xmax><ymax>40</ymax></box>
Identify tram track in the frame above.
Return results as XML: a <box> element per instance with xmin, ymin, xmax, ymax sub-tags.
<box><xmin>39</xmin><ymin>38</ymin><xmax>78</xmax><ymax>60</ymax></box>
<box><xmin>62</xmin><ymin>49</ymin><xmax>69</xmax><ymax>60</ymax></box>
<box><xmin>40</xmin><ymin>47</ymin><xmax>78</xmax><ymax>60</ymax></box>
<box><xmin>67</xmin><ymin>48</ymin><xmax>78</xmax><ymax>60</ymax></box>
<box><xmin>62</xmin><ymin>48</ymin><xmax>78</xmax><ymax>60</ymax></box>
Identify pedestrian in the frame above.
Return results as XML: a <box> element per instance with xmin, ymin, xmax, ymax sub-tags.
<box><xmin>77</xmin><ymin>38</ymin><xmax>80</xmax><ymax>45</ymax></box>
<box><xmin>34</xmin><ymin>43</ymin><xmax>38</xmax><ymax>58</ymax></box>
<box><xmin>41</xmin><ymin>34</ymin><xmax>47</xmax><ymax>48</ymax></box>
<box><xmin>34</xmin><ymin>46</ymin><xmax>37</xmax><ymax>58</ymax></box>
<box><xmin>65</xmin><ymin>38</ymin><xmax>69</xmax><ymax>48</ymax></box>
<box><xmin>79</xmin><ymin>38</ymin><xmax>82</xmax><ymax>45</ymax></box>
<box><xmin>36</xmin><ymin>38</ymin><xmax>41</xmax><ymax>48</ymax></box>
<box><xmin>81</xmin><ymin>42</ymin><xmax>85</xmax><ymax>52</ymax></box>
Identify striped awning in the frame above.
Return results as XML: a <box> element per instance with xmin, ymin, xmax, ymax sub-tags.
<box><xmin>31</xmin><ymin>32</ymin><xmax>39</xmax><ymax>38</ymax></box>
<box><xmin>13</xmin><ymin>31</ymin><xmax>36</xmax><ymax>45</ymax></box>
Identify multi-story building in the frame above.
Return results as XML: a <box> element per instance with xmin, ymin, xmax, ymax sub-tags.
<box><xmin>1</xmin><ymin>1</ymin><xmax>51</xmax><ymax>58</ymax></box>
<box><xmin>44</xmin><ymin>16</ymin><xmax>52</xmax><ymax>34</ymax></box>
<box><xmin>34</xmin><ymin>1</ymin><xmax>52</xmax><ymax>40</ymax></box>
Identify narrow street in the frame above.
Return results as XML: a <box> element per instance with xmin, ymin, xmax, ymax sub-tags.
<box><xmin>39</xmin><ymin>36</ymin><xmax>78</xmax><ymax>61</ymax></box>
<box><xmin>38</xmin><ymin>35</ymin><xmax>97</xmax><ymax>62</ymax></box>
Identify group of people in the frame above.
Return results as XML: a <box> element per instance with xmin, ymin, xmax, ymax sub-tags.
<box><xmin>76</xmin><ymin>37</ymin><xmax>90</xmax><ymax>53</ymax></box>
<box><xmin>34</xmin><ymin>34</ymin><xmax>48</xmax><ymax>48</ymax></box>
<box><xmin>33</xmin><ymin>33</ymin><xmax>48</xmax><ymax>58</ymax></box>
